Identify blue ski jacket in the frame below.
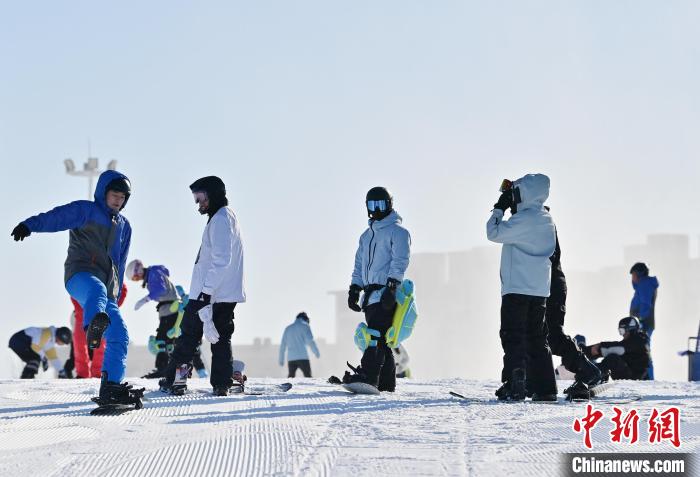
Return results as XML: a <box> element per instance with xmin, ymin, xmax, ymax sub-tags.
<box><xmin>144</xmin><ymin>265</ymin><xmax>178</xmax><ymax>303</ymax></box>
<box><xmin>630</xmin><ymin>275</ymin><xmax>659</xmax><ymax>331</ymax></box>
<box><xmin>279</xmin><ymin>318</ymin><xmax>320</xmax><ymax>363</ymax></box>
<box><xmin>22</xmin><ymin>170</ymin><xmax>132</xmax><ymax>300</ymax></box>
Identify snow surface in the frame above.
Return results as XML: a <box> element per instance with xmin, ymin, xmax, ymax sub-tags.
<box><xmin>0</xmin><ymin>378</ymin><xmax>697</xmax><ymax>476</ymax></box>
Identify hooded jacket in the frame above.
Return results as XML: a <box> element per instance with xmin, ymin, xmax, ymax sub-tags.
<box><xmin>487</xmin><ymin>174</ymin><xmax>556</xmax><ymax>298</ymax></box>
<box><xmin>22</xmin><ymin>170</ymin><xmax>132</xmax><ymax>300</ymax></box>
<box><xmin>278</xmin><ymin>317</ymin><xmax>320</xmax><ymax>363</ymax></box>
<box><xmin>143</xmin><ymin>266</ymin><xmax>178</xmax><ymax>304</ymax></box>
<box><xmin>351</xmin><ymin>210</ymin><xmax>411</xmax><ymax>306</ymax></box>
<box><xmin>189</xmin><ymin>206</ymin><xmax>246</xmax><ymax>303</ymax></box>
<box><xmin>630</xmin><ymin>275</ymin><xmax>659</xmax><ymax>331</ymax></box>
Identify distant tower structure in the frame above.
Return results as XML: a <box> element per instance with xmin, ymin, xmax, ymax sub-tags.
<box><xmin>63</xmin><ymin>144</ymin><xmax>118</xmax><ymax>199</ymax></box>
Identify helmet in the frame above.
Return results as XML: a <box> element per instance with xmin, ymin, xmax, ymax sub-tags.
<box><xmin>574</xmin><ymin>334</ymin><xmax>586</xmax><ymax>347</ymax></box>
<box><xmin>56</xmin><ymin>326</ymin><xmax>72</xmax><ymax>345</ymax></box>
<box><xmin>296</xmin><ymin>312</ymin><xmax>309</xmax><ymax>323</ymax></box>
<box><xmin>126</xmin><ymin>259</ymin><xmax>144</xmax><ymax>280</ymax></box>
<box><xmin>629</xmin><ymin>262</ymin><xmax>649</xmax><ymax>276</ymax></box>
<box><xmin>618</xmin><ymin>316</ymin><xmax>641</xmax><ymax>336</ymax></box>
<box><xmin>366</xmin><ymin>186</ymin><xmax>393</xmax><ymax>221</ymax></box>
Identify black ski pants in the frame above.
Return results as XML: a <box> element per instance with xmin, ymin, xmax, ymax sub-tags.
<box><xmin>9</xmin><ymin>331</ymin><xmax>41</xmax><ymax>379</ymax></box>
<box><xmin>164</xmin><ymin>300</ymin><xmax>236</xmax><ymax>388</ymax></box>
<box><xmin>599</xmin><ymin>354</ymin><xmax>645</xmax><ymax>381</ymax></box>
<box><xmin>500</xmin><ymin>293</ymin><xmax>557</xmax><ymax>395</ymax></box>
<box><xmin>155</xmin><ymin>310</ymin><xmax>206</xmax><ymax>372</ymax></box>
<box><xmin>545</xmin><ymin>289</ymin><xmax>583</xmax><ymax>373</ymax></box>
<box><xmin>288</xmin><ymin>359</ymin><xmax>312</xmax><ymax>378</ymax></box>
<box><xmin>360</xmin><ymin>303</ymin><xmax>396</xmax><ymax>390</ymax></box>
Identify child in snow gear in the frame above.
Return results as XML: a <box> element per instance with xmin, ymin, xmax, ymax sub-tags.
<box><xmin>69</xmin><ymin>283</ymin><xmax>128</xmax><ymax>378</ymax></box>
<box><xmin>584</xmin><ymin>316</ymin><xmax>651</xmax><ymax>380</ymax></box>
<box><xmin>279</xmin><ymin>312</ymin><xmax>320</xmax><ymax>378</ymax></box>
<box><xmin>487</xmin><ymin>174</ymin><xmax>558</xmax><ymax>402</ymax></box>
<box><xmin>10</xmin><ymin>170</ymin><xmax>133</xmax><ymax>395</ymax></box>
<box><xmin>540</xmin><ymin>209</ymin><xmax>601</xmax><ymax>401</ymax></box>
<box><xmin>336</xmin><ymin>186</ymin><xmax>411</xmax><ymax>392</ymax></box>
<box><xmin>9</xmin><ymin>326</ymin><xmax>72</xmax><ymax>378</ymax></box>
<box><xmin>127</xmin><ymin>259</ymin><xmax>207</xmax><ymax>379</ymax></box>
<box><xmin>629</xmin><ymin>262</ymin><xmax>658</xmax><ymax>379</ymax></box>
<box><xmin>159</xmin><ymin>176</ymin><xmax>245</xmax><ymax>396</ymax></box>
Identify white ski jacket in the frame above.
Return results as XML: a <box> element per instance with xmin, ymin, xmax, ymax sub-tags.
<box><xmin>486</xmin><ymin>174</ymin><xmax>556</xmax><ymax>298</ymax></box>
<box><xmin>189</xmin><ymin>206</ymin><xmax>246</xmax><ymax>303</ymax></box>
<box><xmin>351</xmin><ymin>210</ymin><xmax>411</xmax><ymax>306</ymax></box>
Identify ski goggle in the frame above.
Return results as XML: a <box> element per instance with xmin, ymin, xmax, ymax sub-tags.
<box><xmin>193</xmin><ymin>191</ymin><xmax>208</xmax><ymax>204</ymax></box>
<box><xmin>367</xmin><ymin>199</ymin><xmax>388</xmax><ymax>212</ymax></box>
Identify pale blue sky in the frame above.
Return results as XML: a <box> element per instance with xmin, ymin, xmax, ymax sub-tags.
<box><xmin>1</xmin><ymin>2</ymin><xmax>699</xmax><ymax>365</ymax></box>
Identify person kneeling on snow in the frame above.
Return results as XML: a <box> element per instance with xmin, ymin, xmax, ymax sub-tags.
<box><xmin>8</xmin><ymin>326</ymin><xmax>72</xmax><ymax>378</ymax></box>
<box><xmin>338</xmin><ymin>186</ymin><xmax>411</xmax><ymax>392</ymax></box>
<box><xmin>584</xmin><ymin>316</ymin><xmax>650</xmax><ymax>381</ymax></box>
<box><xmin>487</xmin><ymin>174</ymin><xmax>558</xmax><ymax>402</ymax></box>
<box><xmin>159</xmin><ymin>176</ymin><xmax>246</xmax><ymax>397</ymax></box>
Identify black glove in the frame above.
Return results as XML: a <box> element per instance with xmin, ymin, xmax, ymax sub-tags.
<box><xmin>41</xmin><ymin>357</ymin><xmax>49</xmax><ymax>371</ymax></box>
<box><xmin>196</xmin><ymin>292</ymin><xmax>211</xmax><ymax>304</ymax></box>
<box><xmin>494</xmin><ymin>191</ymin><xmax>513</xmax><ymax>212</ymax></box>
<box><xmin>348</xmin><ymin>285</ymin><xmax>362</xmax><ymax>312</ymax></box>
<box><xmin>380</xmin><ymin>278</ymin><xmax>400</xmax><ymax>311</ymax></box>
<box><xmin>11</xmin><ymin>223</ymin><xmax>31</xmax><ymax>241</ymax></box>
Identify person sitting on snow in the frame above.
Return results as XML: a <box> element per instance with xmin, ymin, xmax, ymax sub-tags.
<box><xmin>584</xmin><ymin>316</ymin><xmax>650</xmax><ymax>381</ymax></box>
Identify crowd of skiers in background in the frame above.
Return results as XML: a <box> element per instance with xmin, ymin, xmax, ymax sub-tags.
<box><xmin>7</xmin><ymin>169</ymin><xmax>652</xmax><ymax>406</ymax></box>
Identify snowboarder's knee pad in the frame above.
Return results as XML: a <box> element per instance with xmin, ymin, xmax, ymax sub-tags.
<box><xmin>354</xmin><ymin>323</ymin><xmax>381</xmax><ymax>352</ymax></box>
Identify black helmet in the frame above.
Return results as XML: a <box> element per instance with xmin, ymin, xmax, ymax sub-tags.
<box><xmin>629</xmin><ymin>262</ymin><xmax>649</xmax><ymax>276</ymax></box>
<box><xmin>56</xmin><ymin>326</ymin><xmax>73</xmax><ymax>345</ymax></box>
<box><xmin>296</xmin><ymin>312</ymin><xmax>309</xmax><ymax>323</ymax></box>
<box><xmin>618</xmin><ymin>316</ymin><xmax>641</xmax><ymax>335</ymax></box>
<box><xmin>366</xmin><ymin>186</ymin><xmax>393</xmax><ymax>221</ymax></box>
<box><xmin>106</xmin><ymin>177</ymin><xmax>131</xmax><ymax>207</ymax></box>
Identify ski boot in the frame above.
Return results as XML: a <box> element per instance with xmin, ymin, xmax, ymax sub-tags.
<box><xmin>159</xmin><ymin>363</ymin><xmax>192</xmax><ymax>396</ymax></box>
<box><xmin>564</xmin><ymin>380</ymin><xmax>590</xmax><ymax>401</ymax></box>
<box><xmin>495</xmin><ymin>382</ymin><xmax>510</xmax><ymax>401</ymax></box>
<box><xmin>86</xmin><ymin>312</ymin><xmax>110</xmax><ymax>350</ymax></box>
<box><xmin>565</xmin><ymin>355</ymin><xmax>603</xmax><ymax>401</ymax></box>
<box><xmin>95</xmin><ymin>372</ymin><xmax>145</xmax><ymax>409</ymax></box>
<box><xmin>503</xmin><ymin>368</ymin><xmax>526</xmax><ymax>402</ymax></box>
<box><xmin>213</xmin><ymin>385</ymin><xmax>230</xmax><ymax>396</ymax></box>
<box><xmin>21</xmin><ymin>360</ymin><xmax>40</xmax><ymax>379</ymax></box>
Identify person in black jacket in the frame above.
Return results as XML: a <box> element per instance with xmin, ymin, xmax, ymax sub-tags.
<box><xmin>535</xmin><ymin>212</ymin><xmax>601</xmax><ymax>399</ymax></box>
<box><xmin>585</xmin><ymin>316</ymin><xmax>650</xmax><ymax>380</ymax></box>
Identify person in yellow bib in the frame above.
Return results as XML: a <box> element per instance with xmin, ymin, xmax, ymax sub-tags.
<box><xmin>8</xmin><ymin>326</ymin><xmax>72</xmax><ymax>378</ymax></box>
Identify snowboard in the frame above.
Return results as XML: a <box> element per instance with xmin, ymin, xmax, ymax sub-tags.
<box><xmin>232</xmin><ymin>382</ymin><xmax>293</xmax><ymax>396</ymax></box>
<box><xmin>342</xmin><ymin>382</ymin><xmax>381</xmax><ymax>395</ymax></box>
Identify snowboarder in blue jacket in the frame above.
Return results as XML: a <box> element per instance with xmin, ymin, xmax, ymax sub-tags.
<box><xmin>629</xmin><ymin>262</ymin><xmax>658</xmax><ymax>379</ymax></box>
<box><xmin>10</xmin><ymin>170</ymin><xmax>142</xmax><ymax>407</ymax></box>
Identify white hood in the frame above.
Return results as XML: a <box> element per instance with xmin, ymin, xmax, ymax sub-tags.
<box><xmin>513</xmin><ymin>173</ymin><xmax>550</xmax><ymax>212</ymax></box>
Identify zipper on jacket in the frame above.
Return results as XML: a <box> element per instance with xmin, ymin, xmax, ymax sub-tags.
<box><xmin>365</xmin><ymin>222</ymin><xmax>376</xmax><ymax>282</ymax></box>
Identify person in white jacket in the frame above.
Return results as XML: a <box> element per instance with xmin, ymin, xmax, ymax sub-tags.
<box><xmin>159</xmin><ymin>176</ymin><xmax>246</xmax><ymax>396</ymax></box>
<box><xmin>486</xmin><ymin>173</ymin><xmax>557</xmax><ymax>402</ymax></box>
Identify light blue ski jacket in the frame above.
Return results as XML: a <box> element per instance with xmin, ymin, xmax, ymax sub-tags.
<box><xmin>279</xmin><ymin>318</ymin><xmax>320</xmax><ymax>363</ymax></box>
<box><xmin>487</xmin><ymin>174</ymin><xmax>556</xmax><ymax>298</ymax></box>
<box><xmin>351</xmin><ymin>210</ymin><xmax>412</xmax><ymax>306</ymax></box>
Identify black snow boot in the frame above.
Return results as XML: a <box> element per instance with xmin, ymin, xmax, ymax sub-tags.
<box><xmin>96</xmin><ymin>372</ymin><xmax>144</xmax><ymax>408</ymax></box>
<box><xmin>86</xmin><ymin>312</ymin><xmax>110</xmax><ymax>350</ymax></box>
<box><xmin>495</xmin><ymin>382</ymin><xmax>510</xmax><ymax>401</ymax></box>
<box><xmin>506</xmin><ymin>368</ymin><xmax>527</xmax><ymax>401</ymax></box>
<box><xmin>21</xmin><ymin>360</ymin><xmax>40</xmax><ymax>379</ymax></box>
<box><xmin>574</xmin><ymin>354</ymin><xmax>602</xmax><ymax>387</ymax></box>
<box><xmin>213</xmin><ymin>385</ymin><xmax>230</xmax><ymax>396</ymax></box>
<box><xmin>531</xmin><ymin>393</ymin><xmax>558</xmax><ymax>402</ymax></box>
<box><xmin>564</xmin><ymin>380</ymin><xmax>590</xmax><ymax>401</ymax></box>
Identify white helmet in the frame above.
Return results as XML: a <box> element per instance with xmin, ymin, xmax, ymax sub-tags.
<box><xmin>126</xmin><ymin>259</ymin><xmax>144</xmax><ymax>280</ymax></box>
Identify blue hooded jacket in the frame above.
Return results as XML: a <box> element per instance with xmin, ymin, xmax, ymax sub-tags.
<box><xmin>630</xmin><ymin>275</ymin><xmax>659</xmax><ymax>331</ymax></box>
<box><xmin>22</xmin><ymin>170</ymin><xmax>132</xmax><ymax>300</ymax></box>
<box><xmin>144</xmin><ymin>265</ymin><xmax>178</xmax><ymax>303</ymax></box>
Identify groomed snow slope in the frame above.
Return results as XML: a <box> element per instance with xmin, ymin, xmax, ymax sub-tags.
<box><xmin>0</xmin><ymin>378</ymin><xmax>697</xmax><ymax>476</ymax></box>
